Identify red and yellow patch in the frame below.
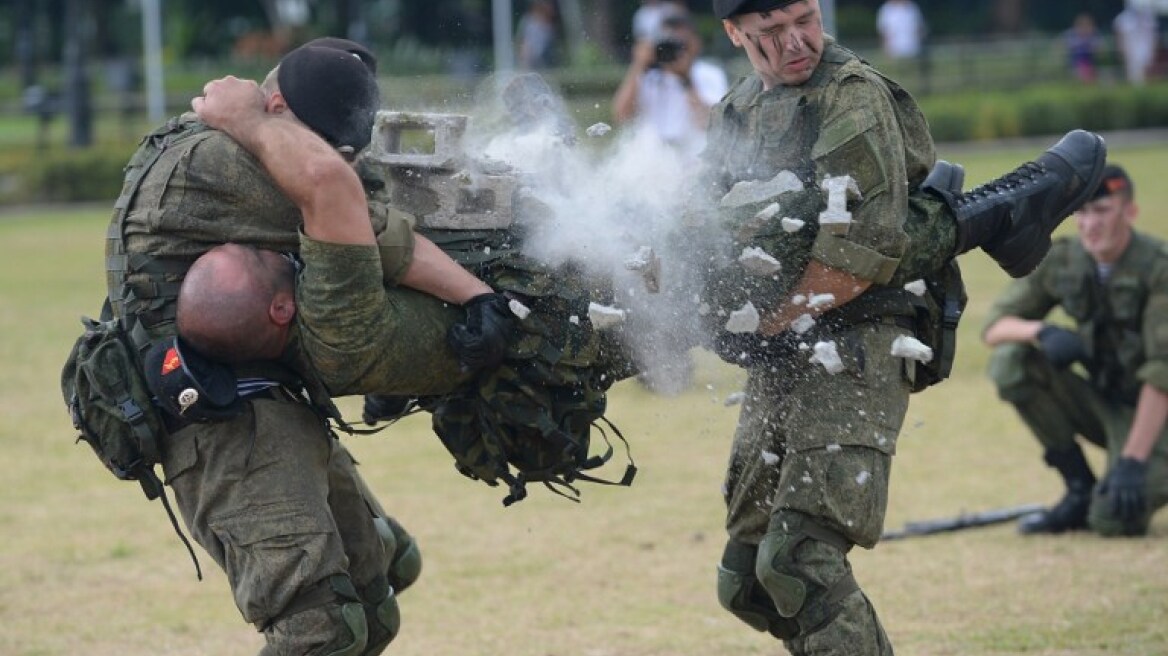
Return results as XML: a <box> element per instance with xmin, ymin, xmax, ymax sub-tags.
<box><xmin>161</xmin><ymin>347</ymin><xmax>181</xmax><ymax>375</ymax></box>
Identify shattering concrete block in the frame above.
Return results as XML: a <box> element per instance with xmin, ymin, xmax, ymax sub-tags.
<box><xmin>363</xmin><ymin>111</ymin><xmax>518</xmax><ymax>230</ymax></box>
<box><xmin>818</xmin><ymin>175</ymin><xmax>862</xmax><ymax>235</ymax></box>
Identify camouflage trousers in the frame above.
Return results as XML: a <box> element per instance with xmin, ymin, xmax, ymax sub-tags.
<box><xmin>723</xmin><ymin>321</ymin><xmax>912</xmax><ymax>655</ymax></box>
<box><xmin>988</xmin><ymin>343</ymin><xmax>1168</xmax><ymax>535</ymax></box>
<box><xmin>162</xmin><ymin>395</ymin><xmax>413</xmax><ymax>654</ymax></box>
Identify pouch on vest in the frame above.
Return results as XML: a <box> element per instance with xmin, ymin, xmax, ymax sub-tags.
<box><xmin>61</xmin><ymin>315</ymin><xmax>168</xmax><ymax>497</ymax></box>
<box><xmin>61</xmin><ymin>313</ymin><xmax>205</xmax><ymax>579</ymax></box>
<box><xmin>907</xmin><ymin>260</ymin><xmax>967</xmax><ymax>392</ymax></box>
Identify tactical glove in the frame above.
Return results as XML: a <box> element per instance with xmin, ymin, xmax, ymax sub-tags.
<box><xmin>447</xmin><ymin>292</ymin><xmax>515</xmax><ymax>374</ymax></box>
<box><xmin>1101</xmin><ymin>457</ymin><xmax>1148</xmax><ymax>522</ymax></box>
<box><xmin>1036</xmin><ymin>324</ymin><xmax>1087</xmax><ymax>368</ymax></box>
<box><xmin>711</xmin><ymin>330</ymin><xmax>800</xmax><ymax>369</ymax></box>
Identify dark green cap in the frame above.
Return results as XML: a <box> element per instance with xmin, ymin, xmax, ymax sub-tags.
<box><xmin>714</xmin><ymin>0</ymin><xmax>801</xmax><ymax>20</ymax></box>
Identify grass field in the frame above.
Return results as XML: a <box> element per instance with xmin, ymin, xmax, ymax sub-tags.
<box><xmin>2</xmin><ymin>138</ymin><xmax>1167</xmax><ymax>656</ymax></box>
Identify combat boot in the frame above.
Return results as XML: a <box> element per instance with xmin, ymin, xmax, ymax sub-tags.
<box><xmin>940</xmin><ymin>129</ymin><xmax>1107</xmax><ymax>278</ymax></box>
<box><xmin>1018</xmin><ymin>445</ymin><xmax>1097</xmax><ymax>535</ymax></box>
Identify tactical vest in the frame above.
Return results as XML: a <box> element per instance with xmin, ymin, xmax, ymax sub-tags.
<box><xmin>106</xmin><ymin>116</ymin><xmax>210</xmax><ymax>356</ymax></box>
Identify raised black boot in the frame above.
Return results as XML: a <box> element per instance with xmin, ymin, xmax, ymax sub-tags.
<box><xmin>938</xmin><ymin>129</ymin><xmax>1106</xmax><ymax>278</ymax></box>
<box><xmin>1018</xmin><ymin>445</ymin><xmax>1097</xmax><ymax>535</ymax></box>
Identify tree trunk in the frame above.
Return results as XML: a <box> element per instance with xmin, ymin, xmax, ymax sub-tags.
<box><xmin>991</xmin><ymin>0</ymin><xmax>1025</xmax><ymax>33</ymax></box>
<box><xmin>63</xmin><ymin>0</ymin><xmax>93</xmax><ymax>148</ymax></box>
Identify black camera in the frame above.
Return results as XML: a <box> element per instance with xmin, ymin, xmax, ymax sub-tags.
<box><xmin>652</xmin><ymin>37</ymin><xmax>687</xmax><ymax>66</ymax></box>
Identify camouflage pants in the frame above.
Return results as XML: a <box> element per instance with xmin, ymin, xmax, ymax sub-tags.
<box><xmin>162</xmin><ymin>396</ymin><xmax>412</xmax><ymax>654</ymax></box>
<box><xmin>988</xmin><ymin>343</ymin><xmax>1168</xmax><ymax>535</ymax></box>
<box><xmin>723</xmin><ymin>321</ymin><xmax>911</xmax><ymax>655</ymax></box>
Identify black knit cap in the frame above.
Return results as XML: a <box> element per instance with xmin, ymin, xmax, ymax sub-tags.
<box><xmin>714</xmin><ymin>0</ymin><xmax>800</xmax><ymax>19</ymax></box>
<box><xmin>277</xmin><ymin>37</ymin><xmax>380</xmax><ymax>152</ymax></box>
<box><xmin>1089</xmin><ymin>164</ymin><xmax>1134</xmax><ymax>201</ymax></box>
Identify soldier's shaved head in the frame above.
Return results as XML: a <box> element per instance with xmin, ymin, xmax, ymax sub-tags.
<box><xmin>177</xmin><ymin>243</ymin><xmax>297</xmax><ymax>362</ymax></box>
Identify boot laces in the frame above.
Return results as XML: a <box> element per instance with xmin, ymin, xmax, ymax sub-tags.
<box><xmin>957</xmin><ymin>162</ymin><xmax>1047</xmax><ymax>206</ymax></box>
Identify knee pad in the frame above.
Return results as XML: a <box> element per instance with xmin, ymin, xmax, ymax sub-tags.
<box><xmin>754</xmin><ymin>512</ymin><xmax>859</xmax><ymax>639</ymax></box>
<box><xmin>267</xmin><ymin>575</ymin><xmax>370</xmax><ymax>656</ymax></box>
<box><xmin>716</xmin><ymin>540</ymin><xmax>800</xmax><ymax>640</ymax></box>
<box><xmin>358</xmin><ymin>576</ymin><xmax>402</xmax><ymax>656</ymax></box>
<box><xmin>374</xmin><ymin>515</ymin><xmax>422</xmax><ymax>593</ymax></box>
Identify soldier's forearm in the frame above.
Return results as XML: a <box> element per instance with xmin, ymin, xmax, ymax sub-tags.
<box><xmin>400</xmin><ymin>235</ymin><xmax>492</xmax><ymax>305</ymax></box>
<box><xmin>758</xmin><ymin>260</ymin><xmax>871</xmax><ymax>336</ymax></box>
<box><xmin>982</xmin><ymin>316</ymin><xmax>1044</xmax><ymax>347</ymax></box>
<box><xmin>1123</xmin><ymin>383</ymin><xmax>1168</xmax><ymax>462</ymax></box>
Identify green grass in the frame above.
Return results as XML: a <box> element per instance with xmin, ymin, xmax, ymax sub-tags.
<box><xmin>1</xmin><ymin>141</ymin><xmax>1167</xmax><ymax>655</ymax></box>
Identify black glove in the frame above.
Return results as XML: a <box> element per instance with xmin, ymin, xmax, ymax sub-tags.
<box><xmin>362</xmin><ymin>394</ymin><xmax>414</xmax><ymax>425</ymax></box>
<box><xmin>711</xmin><ymin>330</ymin><xmax>800</xmax><ymax>369</ymax></box>
<box><xmin>447</xmin><ymin>292</ymin><xmax>515</xmax><ymax>374</ymax></box>
<box><xmin>1100</xmin><ymin>457</ymin><xmax>1148</xmax><ymax>522</ymax></box>
<box><xmin>1036</xmin><ymin>324</ymin><xmax>1087</xmax><ymax>368</ymax></box>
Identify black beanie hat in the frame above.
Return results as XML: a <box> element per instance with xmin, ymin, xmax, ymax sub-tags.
<box><xmin>714</xmin><ymin>0</ymin><xmax>800</xmax><ymax>19</ymax></box>
<box><xmin>277</xmin><ymin>37</ymin><xmax>380</xmax><ymax>153</ymax></box>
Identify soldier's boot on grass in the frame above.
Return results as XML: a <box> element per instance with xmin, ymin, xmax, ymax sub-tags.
<box><xmin>1018</xmin><ymin>445</ymin><xmax>1097</xmax><ymax>535</ymax></box>
<box><xmin>927</xmin><ymin>129</ymin><xmax>1107</xmax><ymax>278</ymax></box>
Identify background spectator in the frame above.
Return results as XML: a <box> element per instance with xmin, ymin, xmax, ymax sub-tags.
<box><xmin>877</xmin><ymin>0</ymin><xmax>927</xmax><ymax>59</ymax></box>
<box><xmin>1113</xmin><ymin>1</ymin><xmax>1159</xmax><ymax>85</ymax></box>
<box><xmin>1065</xmin><ymin>13</ymin><xmax>1101</xmax><ymax>84</ymax></box>
<box><xmin>517</xmin><ymin>0</ymin><xmax>558</xmax><ymax>70</ymax></box>
<box><xmin>612</xmin><ymin>11</ymin><xmax>728</xmax><ymax>162</ymax></box>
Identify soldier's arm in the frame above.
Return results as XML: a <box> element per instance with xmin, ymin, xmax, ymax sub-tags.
<box><xmin>760</xmin><ymin>75</ymin><xmax>907</xmax><ymax>336</ymax></box>
<box><xmin>193</xmin><ymin>76</ymin><xmax>374</xmax><ymax>246</ymax></box>
<box><xmin>982</xmin><ymin>316</ymin><xmax>1044</xmax><ymax>347</ymax></box>
<box><xmin>193</xmin><ymin>76</ymin><xmax>491</xmax><ymax>304</ymax></box>
<box><xmin>758</xmin><ymin>262</ymin><xmax>870</xmax><ymax>336</ymax></box>
<box><xmin>1123</xmin><ymin>384</ymin><xmax>1168</xmax><ymax>461</ymax></box>
<box><xmin>981</xmin><ymin>254</ymin><xmax>1061</xmax><ymax>345</ymax></box>
<box><xmin>1127</xmin><ymin>258</ymin><xmax>1168</xmax><ymax>459</ymax></box>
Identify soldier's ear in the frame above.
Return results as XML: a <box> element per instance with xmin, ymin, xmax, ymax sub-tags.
<box><xmin>723</xmin><ymin>19</ymin><xmax>744</xmax><ymax>48</ymax></box>
<box><xmin>266</xmin><ymin>89</ymin><xmax>290</xmax><ymax>115</ymax></box>
<box><xmin>269</xmin><ymin>293</ymin><xmax>296</xmax><ymax>327</ymax></box>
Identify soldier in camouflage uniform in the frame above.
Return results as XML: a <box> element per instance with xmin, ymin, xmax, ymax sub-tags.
<box><xmin>704</xmin><ymin>2</ymin><xmax>1107</xmax><ymax>654</ymax></box>
<box><xmin>984</xmin><ymin>164</ymin><xmax>1168</xmax><ymax>537</ymax></box>
<box><xmin>107</xmin><ymin>40</ymin><xmax>510</xmax><ymax>655</ymax></box>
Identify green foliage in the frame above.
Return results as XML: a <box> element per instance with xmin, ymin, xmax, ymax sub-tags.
<box><xmin>920</xmin><ymin>83</ymin><xmax>1168</xmax><ymax>142</ymax></box>
<box><xmin>0</xmin><ymin>144</ymin><xmax>132</xmax><ymax>204</ymax></box>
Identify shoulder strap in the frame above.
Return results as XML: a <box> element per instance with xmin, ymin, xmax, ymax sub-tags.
<box><xmin>107</xmin><ymin>116</ymin><xmax>210</xmax><ymax>353</ymax></box>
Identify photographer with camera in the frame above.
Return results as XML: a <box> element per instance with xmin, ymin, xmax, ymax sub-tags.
<box><xmin>613</xmin><ymin>11</ymin><xmax>729</xmax><ymax>162</ymax></box>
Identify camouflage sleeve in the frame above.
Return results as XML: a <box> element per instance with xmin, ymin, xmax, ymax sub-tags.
<box><xmin>296</xmin><ymin>231</ymin><xmax>466</xmax><ymax>397</ymax></box>
<box><xmin>808</xmin><ymin>72</ymin><xmax>910</xmax><ymax>284</ymax></box>
<box><xmin>296</xmin><ymin>234</ymin><xmax>390</xmax><ymax>393</ymax></box>
<box><xmin>369</xmin><ymin>201</ymin><xmax>417</xmax><ymax>286</ymax></box>
<box><xmin>1137</xmin><ymin>255</ymin><xmax>1168</xmax><ymax>392</ymax></box>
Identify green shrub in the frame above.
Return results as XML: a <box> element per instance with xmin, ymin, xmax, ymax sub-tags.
<box><xmin>0</xmin><ymin>145</ymin><xmax>131</xmax><ymax>204</ymax></box>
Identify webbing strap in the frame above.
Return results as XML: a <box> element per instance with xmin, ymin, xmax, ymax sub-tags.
<box><xmin>107</xmin><ymin>117</ymin><xmax>208</xmax><ymax>340</ymax></box>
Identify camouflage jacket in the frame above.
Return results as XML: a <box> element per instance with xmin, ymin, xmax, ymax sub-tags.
<box><xmin>699</xmin><ymin>39</ymin><xmax>937</xmax><ymax>319</ymax></box>
<box><xmin>985</xmin><ymin>232</ymin><xmax>1168</xmax><ymax>403</ymax></box>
